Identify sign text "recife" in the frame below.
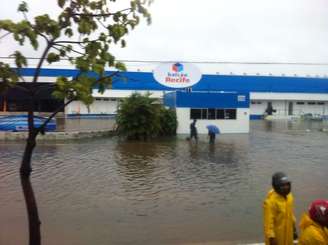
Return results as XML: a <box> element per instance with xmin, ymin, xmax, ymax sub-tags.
<box><xmin>165</xmin><ymin>73</ymin><xmax>190</xmax><ymax>83</ymax></box>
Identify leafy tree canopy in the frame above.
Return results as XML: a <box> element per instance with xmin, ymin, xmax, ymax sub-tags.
<box><xmin>0</xmin><ymin>0</ymin><xmax>152</xmax><ymax>106</ymax></box>
<box><xmin>0</xmin><ymin>3</ymin><xmax>152</xmax><ymax>243</ymax></box>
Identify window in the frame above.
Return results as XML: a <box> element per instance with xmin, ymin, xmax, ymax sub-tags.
<box><xmin>190</xmin><ymin>108</ymin><xmax>237</xmax><ymax>120</ymax></box>
<box><xmin>190</xmin><ymin>109</ymin><xmax>201</xmax><ymax>119</ymax></box>
<box><xmin>225</xmin><ymin>109</ymin><xmax>237</xmax><ymax>119</ymax></box>
<box><xmin>201</xmin><ymin>109</ymin><xmax>208</xmax><ymax>119</ymax></box>
<box><xmin>317</xmin><ymin>102</ymin><xmax>325</xmax><ymax>105</ymax></box>
<box><xmin>308</xmin><ymin>102</ymin><xmax>316</xmax><ymax>105</ymax></box>
<box><xmin>208</xmin><ymin>108</ymin><xmax>216</xmax><ymax>119</ymax></box>
<box><xmin>216</xmin><ymin>109</ymin><xmax>224</xmax><ymax>119</ymax></box>
<box><xmin>296</xmin><ymin>102</ymin><xmax>305</xmax><ymax>105</ymax></box>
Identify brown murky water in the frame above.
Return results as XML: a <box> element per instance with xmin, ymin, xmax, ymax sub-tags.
<box><xmin>1</xmin><ymin>120</ymin><xmax>328</xmax><ymax>245</ymax></box>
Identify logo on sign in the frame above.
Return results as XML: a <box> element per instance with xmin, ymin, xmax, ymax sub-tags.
<box><xmin>172</xmin><ymin>63</ymin><xmax>183</xmax><ymax>72</ymax></box>
<box><xmin>153</xmin><ymin>62</ymin><xmax>202</xmax><ymax>88</ymax></box>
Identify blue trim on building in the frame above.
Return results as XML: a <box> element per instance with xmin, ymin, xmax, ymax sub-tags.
<box><xmin>17</xmin><ymin>68</ymin><xmax>328</xmax><ymax>94</ymax></box>
<box><xmin>250</xmin><ymin>114</ymin><xmax>264</xmax><ymax>120</ymax></box>
<box><xmin>164</xmin><ymin>91</ymin><xmax>249</xmax><ymax>109</ymax></box>
<box><xmin>163</xmin><ymin>92</ymin><xmax>177</xmax><ymax>108</ymax></box>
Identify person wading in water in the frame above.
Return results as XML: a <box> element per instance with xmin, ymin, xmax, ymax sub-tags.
<box><xmin>189</xmin><ymin>119</ymin><xmax>198</xmax><ymax>142</ymax></box>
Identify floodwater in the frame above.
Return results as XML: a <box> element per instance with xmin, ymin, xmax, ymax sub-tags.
<box><xmin>1</xmin><ymin>120</ymin><xmax>328</xmax><ymax>245</ymax></box>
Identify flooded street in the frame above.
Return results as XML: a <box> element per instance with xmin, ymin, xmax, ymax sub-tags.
<box><xmin>1</xmin><ymin>120</ymin><xmax>328</xmax><ymax>245</ymax></box>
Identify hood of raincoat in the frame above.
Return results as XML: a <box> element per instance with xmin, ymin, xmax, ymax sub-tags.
<box><xmin>299</xmin><ymin>213</ymin><xmax>328</xmax><ymax>245</ymax></box>
<box><xmin>300</xmin><ymin>213</ymin><xmax>320</xmax><ymax>230</ymax></box>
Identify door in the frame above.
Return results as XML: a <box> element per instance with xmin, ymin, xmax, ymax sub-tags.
<box><xmin>288</xmin><ymin>102</ymin><xmax>293</xmax><ymax>115</ymax></box>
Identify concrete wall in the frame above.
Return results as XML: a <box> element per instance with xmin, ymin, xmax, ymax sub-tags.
<box><xmin>65</xmin><ymin>91</ymin><xmax>328</xmax><ymax>117</ymax></box>
<box><xmin>66</xmin><ymin>99</ymin><xmax>118</xmax><ymax>115</ymax></box>
<box><xmin>250</xmin><ymin>100</ymin><xmax>328</xmax><ymax>116</ymax></box>
<box><xmin>250</xmin><ymin>93</ymin><xmax>328</xmax><ymax>116</ymax></box>
<box><xmin>66</xmin><ymin>90</ymin><xmax>164</xmax><ymax>115</ymax></box>
<box><xmin>176</xmin><ymin>108</ymin><xmax>250</xmax><ymax>134</ymax></box>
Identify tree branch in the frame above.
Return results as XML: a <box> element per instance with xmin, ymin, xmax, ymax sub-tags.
<box><xmin>32</xmin><ymin>40</ymin><xmax>55</xmax><ymax>84</ymax></box>
<box><xmin>71</xmin><ymin>8</ymin><xmax>131</xmax><ymax>17</ymax></box>
<box><xmin>36</xmin><ymin>71</ymin><xmax>121</xmax><ymax>135</ymax></box>
<box><xmin>53</xmin><ymin>43</ymin><xmax>85</xmax><ymax>56</ymax></box>
<box><xmin>36</xmin><ymin>98</ymin><xmax>74</xmax><ymax>135</ymax></box>
<box><xmin>53</xmin><ymin>40</ymin><xmax>84</xmax><ymax>45</ymax></box>
<box><xmin>21</xmin><ymin>10</ymin><xmax>50</xmax><ymax>43</ymax></box>
<box><xmin>0</xmin><ymin>31</ymin><xmax>11</xmax><ymax>40</ymax></box>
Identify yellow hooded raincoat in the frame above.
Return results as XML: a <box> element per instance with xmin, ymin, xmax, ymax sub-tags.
<box><xmin>298</xmin><ymin>213</ymin><xmax>328</xmax><ymax>245</ymax></box>
<box><xmin>263</xmin><ymin>189</ymin><xmax>295</xmax><ymax>245</ymax></box>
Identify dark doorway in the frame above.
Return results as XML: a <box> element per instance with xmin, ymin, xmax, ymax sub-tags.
<box><xmin>288</xmin><ymin>102</ymin><xmax>293</xmax><ymax>115</ymax></box>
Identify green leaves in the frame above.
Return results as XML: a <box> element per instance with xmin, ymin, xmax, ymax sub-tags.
<box><xmin>57</xmin><ymin>0</ymin><xmax>66</xmax><ymax>8</ymax></box>
<box><xmin>0</xmin><ymin>19</ymin><xmax>38</xmax><ymax>49</ymax></box>
<box><xmin>12</xmin><ymin>51</ymin><xmax>27</xmax><ymax>68</ymax></box>
<box><xmin>18</xmin><ymin>1</ymin><xmax>28</xmax><ymax>13</ymax></box>
<box><xmin>108</xmin><ymin>24</ymin><xmax>127</xmax><ymax>43</ymax></box>
<box><xmin>114</xmin><ymin>62</ymin><xmax>126</xmax><ymax>71</ymax></box>
<box><xmin>116</xmin><ymin>93</ymin><xmax>160</xmax><ymax>140</ymax></box>
<box><xmin>1</xmin><ymin>0</ymin><xmax>153</xmax><ymax>112</ymax></box>
<box><xmin>46</xmin><ymin>53</ymin><xmax>60</xmax><ymax>63</ymax></box>
<box><xmin>34</xmin><ymin>14</ymin><xmax>60</xmax><ymax>39</ymax></box>
<box><xmin>116</xmin><ymin>93</ymin><xmax>177</xmax><ymax>140</ymax></box>
<box><xmin>0</xmin><ymin>62</ymin><xmax>19</xmax><ymax>93</ymax></box>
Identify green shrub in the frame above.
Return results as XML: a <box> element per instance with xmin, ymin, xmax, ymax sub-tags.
<box><xmin>116</xmin><ymin>93</ymin><xmax>177</xmax><ymax>140</ymax></box>
<box><xmin>159</xmin><ymin>107</ymin><xmax>177</xmax><ymax>136</ymax></box>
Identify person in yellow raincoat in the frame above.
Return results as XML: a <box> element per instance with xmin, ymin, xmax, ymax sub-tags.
<box><xmin>299</xmin><ymin>199</ymin><xmax>328</xmax><ymax>245</ymax></box>
<box><xmin>263</xmin><ymin>172</ymin><xmax>297</xmax><ymax>245</ymax></box>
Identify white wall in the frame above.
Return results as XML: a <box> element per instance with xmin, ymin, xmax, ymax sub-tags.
<box><xmin>65</xmin><ymin>100</ymin><xmax>118</xmax><ymax>115</ymax></box>
<box><xmin>251</xmin><ymin>92</ymin><xmax>328</xmax><ymax>101</ymax></box>
<box><xmin>176</xmin><ymin>108</ymin><xmax>249</xmax><ymax>134</ymax></box>
<box><xmin>89</xmin><ymin>99</ymin><xmax>118</xmax><ymax>114</ymax></box>
<box><xmin>250</xmin><ymin>101</ymin><xmax>267</xmax><ymax>115</ymax></box>
<box><xmin>250</xmin><ymin>99</ymin><xmax>328</xmax><ymax>116</ymax></box>
<box><xmin>250</xmin><ymin>92</ymin><xmax>328</xmax><ymax>115</ymax></box>
<box><xmin>65</xmin><ymin>90</ymin><xmax>328</xmax><ymax>117</ymax></box>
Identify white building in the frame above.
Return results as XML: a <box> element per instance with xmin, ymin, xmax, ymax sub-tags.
<box><xmin>1</xmin><ymin>65</ymin><xmax>328</xmax><ymax>122</ymax></box>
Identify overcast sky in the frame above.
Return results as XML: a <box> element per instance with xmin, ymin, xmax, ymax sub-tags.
<box><xmin>1</xmin><ymin>0</ymin><xmax>328</xmax><ymax>75</ymax></box>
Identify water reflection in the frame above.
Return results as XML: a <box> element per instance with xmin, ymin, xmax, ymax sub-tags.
<box><xmin>265</xmin><ymin>120</ymin><xmax>273</xmax><ymax>131</ymax></box>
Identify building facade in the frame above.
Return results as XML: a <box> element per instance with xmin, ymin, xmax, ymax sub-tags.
<box><xmin>1</xmin><ymin>67</ymin><xmax>328</xmax><ymax>120</ymax></box>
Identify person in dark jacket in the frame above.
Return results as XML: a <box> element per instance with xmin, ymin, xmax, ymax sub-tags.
<box><xmin>208</xmin><ymin>130</ymin><xmax>215</xmax><ymax>144</ymax></box>
<box><xmin>190</xmin><ymin>119</ymin><xmax>198</xmax><ymax>142</ymax></box>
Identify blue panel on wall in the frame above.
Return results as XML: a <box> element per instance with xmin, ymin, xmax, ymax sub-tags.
<box><xmin>171</xmin><ymin>91</ymin><xmax>249</xmax><ymax>108</ymax></box>
<box><xmin>250</xmin><ymin>114</ymin><xmax>264</xmax><ymax>120</ymax></box>
<box><xmin>16</xmin><ymin>68</ymin><xmax>328</xmax><ymax>94</ymax></box>
<box><xmin>163</xmin><ymin>92</ymin><xmax>177</xmax><ymax>108</ymax></box>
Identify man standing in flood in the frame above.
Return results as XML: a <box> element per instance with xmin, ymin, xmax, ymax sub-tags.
<box><xmin>190</xmin><ymin>119</ymin><xmax>198</xmax><ymax>142</ymax></box>
<box><xmin>263</xmin><ymin>172</ymin><xmax>297</xmax><ymax>245</ymax></box>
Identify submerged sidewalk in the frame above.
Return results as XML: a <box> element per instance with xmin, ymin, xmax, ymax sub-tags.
<box><xmin>0</xmin><ymin>129</ymin><xmax>115</xmax><ymax>141</ymax></box>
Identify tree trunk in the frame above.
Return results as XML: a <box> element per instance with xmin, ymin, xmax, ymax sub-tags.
<box><xmin>20</xmin><ymin>136</ymin><xmax>41</xmax><ymax>245</ymax></box>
